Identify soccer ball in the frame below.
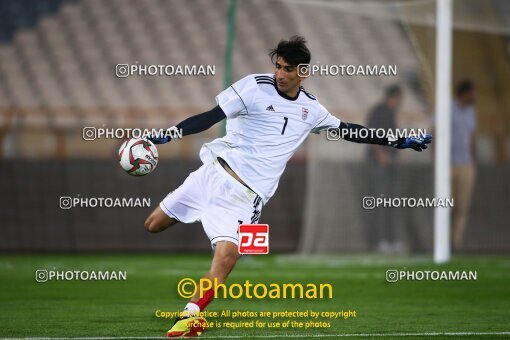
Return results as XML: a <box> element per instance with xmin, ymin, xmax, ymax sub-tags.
<box><xmin>118</xmin><ymin>138</ymin><xmax>158</xmax><ymax>176</ymax></box>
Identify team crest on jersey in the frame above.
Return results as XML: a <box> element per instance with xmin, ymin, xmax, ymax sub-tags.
<box><xmin>302</xmin><ymin>107</ymin><xmax>309</xmax><ymax>121</ymax></box>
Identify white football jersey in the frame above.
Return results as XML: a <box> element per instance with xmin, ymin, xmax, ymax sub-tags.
<box><xmin>199</xmin><ymin>73</ymin><xmax>341</xmax><ymax>204</ymax></box>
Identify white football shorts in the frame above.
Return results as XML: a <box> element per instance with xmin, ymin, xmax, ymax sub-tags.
<box><xmin>159</xmin><ymin>159</ymin><xmax>263</xmax><ymax>248</ymax></box>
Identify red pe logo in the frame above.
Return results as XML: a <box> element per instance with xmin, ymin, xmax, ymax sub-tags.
<box><xmin>238</xmin><ymin>224</ymin><xmax>269</xmax><ymax>254</ymax></box>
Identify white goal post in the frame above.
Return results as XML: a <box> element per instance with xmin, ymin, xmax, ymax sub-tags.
<box><xmin>434</xmin><ymin>0</ymin><xmax>453</xmax><ymax>263</ymax></box>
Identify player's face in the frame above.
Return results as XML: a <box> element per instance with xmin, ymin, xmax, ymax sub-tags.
<box><xmin>388</xmin><ymin>94</ymin><xmax>402</xmax><ymax>109</ymax></box>
<box><xmin>458</xmin><ymin>88</ymin><xmax>475</xmax><ymax>106</ymax></box>
<box><xmin>274</xmin><ymin>56</ymin><xmax>303</xmax><ymax>97</ymax></box>
<box><xmin>464</xmin><ymin>89</ymin><xmax>476</xmax><ymax>105</ymax></box>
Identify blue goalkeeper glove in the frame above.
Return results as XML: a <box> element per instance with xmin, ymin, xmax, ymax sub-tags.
<box><xmin>148</xmin><ymin>135</ymin><xmax>170</xmax><ymax>144</ymax></box>
<box><xmin>393</xmin><ymin>134</ymin><xmax>432</xmax><ymax>151</ymax></box>
<box><xmin>147</xmin><ymin>127</ymin><xmax>180</xmax><ymax>144</ymax></box>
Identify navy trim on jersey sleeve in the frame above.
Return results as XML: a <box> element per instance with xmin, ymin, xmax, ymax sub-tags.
<box><xmin>230</xmin><ymin>86</ymin><xmax>249</xmax><ymax>114</ymax></box>
<box><xmin>312</xmin><ymin>112</ymin><xmax>331</xmax><ymax>130</ymax></box>
<box><xmin>255</xmin><ymin>76</ymin><xmax>276</xmax><ymax>87</ymax></box>
<box><xmin>257</xmin><ymin>81</ymin><xmax>276</xmax><ymax>86</ymax></box>
<box><xmin>255</xmin><ymin>75</ymin><xmax>275</xmax><ymax>83</ymax></box>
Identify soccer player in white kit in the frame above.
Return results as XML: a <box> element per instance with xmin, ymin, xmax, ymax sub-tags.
<box><xmin>144</xmin><ymin>36</ymin><xmax>431</xmax><ymax>337</ymax></box>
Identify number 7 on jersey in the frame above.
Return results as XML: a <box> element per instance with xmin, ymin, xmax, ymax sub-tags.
<box><xmin>281</xmin><ymin>117</ymin><xmax>288</xmax><ymax>135</ymax></box>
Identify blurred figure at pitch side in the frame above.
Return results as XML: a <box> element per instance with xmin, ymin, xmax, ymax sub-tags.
<box><xmin>451</xmin><ymin>80</ymin><xmax>477</xmax><ymax>250</ymax></box>
<box><xmin>365</xmin><ymin>85</ymin><xmax>403</xmax><ymax>253</ymax></box>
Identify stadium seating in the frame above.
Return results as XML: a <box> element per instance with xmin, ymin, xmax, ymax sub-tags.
<box><xmin>0</xmin><ymin>1</ymin><xmax>423</xmax><ymax>140</ymax></box>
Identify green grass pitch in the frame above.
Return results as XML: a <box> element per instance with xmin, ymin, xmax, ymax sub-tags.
<box><xmin>0</xmin><ymin>254</ymin><xmax>509</xmax><ymax>339</ymax></box>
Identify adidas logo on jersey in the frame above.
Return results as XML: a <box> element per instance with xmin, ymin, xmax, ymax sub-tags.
<box><xmin>266</xmin><ymin>105</ymin><xmax>275</xmax><ymax>112</ymax></box>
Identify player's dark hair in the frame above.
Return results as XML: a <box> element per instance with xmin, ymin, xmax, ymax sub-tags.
<box><xmin>456</xmin><ymin>79</ymin><xmax>474</xmax><ymax>97</ymax></box>
<box><xmin>385</xmin><ymin>84</ymin><xmax>402</xmax><ymax>99</ymax></box>
<box><xmin>269</xmin><ymin>35</ymin><xmax>311</xmax><ymax>67</ymax></box>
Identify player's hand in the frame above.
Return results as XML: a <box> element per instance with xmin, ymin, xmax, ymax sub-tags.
<box><xmin>147</xmin><ymin>127</ymin><xmax>177</xmax><ymax>144</ymax></box>
<box><xmin>147</xmin><ymin>135</ymin><xmax>170</xmax><ymax>144</ymax></box>
<box><xmin>395</xmin><ymin>134</ymin><xmax>432</xmax><ymax>151</ymax></box>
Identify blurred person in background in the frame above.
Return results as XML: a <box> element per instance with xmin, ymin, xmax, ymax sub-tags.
<box><xmin>365</xmin><ymin>85</ymin><xmax>403</xmax><ymax>253</ymax></box>
<box><xmin>451</xmin><ymin>79</ymin><xmax>477</xmax><ymax>250</ymax></box>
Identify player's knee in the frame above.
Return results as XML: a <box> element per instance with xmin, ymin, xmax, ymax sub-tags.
<box><xmin>144</xmin><ymin>216</ymin><xmax>160</xmax><ymax>233</ymax></box>
<box><xmin>218</xmin><ymin>252</ymin><xmax>238</xmax><ymax>271</ymax></box>
<box><xmin>144</xmin><ymin>211</ymin><xmax>178</xmax><ymax>233</ymax></box>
